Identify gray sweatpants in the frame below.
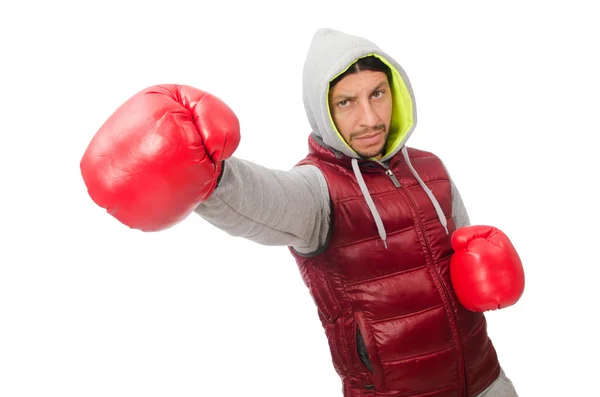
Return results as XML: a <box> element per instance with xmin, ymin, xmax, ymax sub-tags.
<box><xmin>477</xmin><ymin>369</ymin><xmax>518</xmax><ymax>397</ymax></box>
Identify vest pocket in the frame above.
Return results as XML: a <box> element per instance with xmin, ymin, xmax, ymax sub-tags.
<box><xmin>354</xmin><ymin>311</ymin><xmax>385</xmax><ymax>389</ymax></box>
<box><xmin>356</xmin><ymin>327</ymin><xmax>373</xmax><ymax>373</ymax></box>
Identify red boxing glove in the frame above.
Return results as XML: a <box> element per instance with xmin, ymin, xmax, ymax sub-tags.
<box><xmin>80</xmin><ymin>84</ymin><xmax>240</xmax><ymax>232</ymax></box>
<box><xmin>450</xmin><ymin>225</ymin><xmax>525</xmax><ymax>312</ymax></box>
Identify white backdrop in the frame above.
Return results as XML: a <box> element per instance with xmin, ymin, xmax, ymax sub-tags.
<box><xmin>1</xmin><ymin>1</ymin><xmax>598</xmax><ymax>396</ymax></box>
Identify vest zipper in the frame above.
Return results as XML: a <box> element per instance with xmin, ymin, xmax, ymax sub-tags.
<box><xmin>380</xmin><ymin>162</ymin><xmax>468</xmax><ymax>396</ymax></box>
<box><xmin>385</xmin><ymin>169</ymin><xmax>401</xmax><ymax>187</ymax></box>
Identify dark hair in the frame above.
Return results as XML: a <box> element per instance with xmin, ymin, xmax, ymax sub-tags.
<box><xmin>329</xmin><ymin>55</ymin><xmax>393</xmax><ymax>88</ymax></box>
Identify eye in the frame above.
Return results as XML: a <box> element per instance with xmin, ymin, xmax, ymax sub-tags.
<box><xmin>372</xmin><ymin>90</ymin><xmax>384</xmax><ymax>99</ymax></box>
<box><xmin>338</xmin><ymin>100</ymin><xmax>350</xmax><ymax>107</ymax></box>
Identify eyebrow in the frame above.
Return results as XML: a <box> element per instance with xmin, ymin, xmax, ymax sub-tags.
<box><xmin>331</xmin><ymin>81</ymin><xmax>388</xmax><ymax>102</ymax></box>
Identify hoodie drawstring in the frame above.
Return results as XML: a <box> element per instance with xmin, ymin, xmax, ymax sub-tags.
<box><xmin>401</xmin><ymin>146</ymin><xmax>449</xmax><ymax>234</ymax></box>
<box><xmin>352</xmin><ymin>158</ymin><xmax>388</xmax><ymax>249</ymax></box>
<box><xmin>351</xmin><ymin>148</ymin><xmax>449</xmax><ymax>249</ymax></box>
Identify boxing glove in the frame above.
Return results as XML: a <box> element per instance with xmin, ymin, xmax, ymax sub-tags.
<box><xmin>449</xmin><ymin>225</ymin><xmax>525</xmax><ymax>312</ymax></box>
<box><xmin>80</xmin><ymin>84</ymin><xmax>240</xmax><ymax>232</ymax></box>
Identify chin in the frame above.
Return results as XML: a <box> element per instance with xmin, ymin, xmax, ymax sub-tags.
<box><xmin>357</xmin><ymin>149</ymin><xmax>384</xmax><ymax>159</ymax></box>
<box><xmin>356</xmin><ymin>144</ymin><xmax>386</xmax><ymax>159</ymax></box>
<box><xmin>352</xmin><ymin>133</ymin><xmax>387</xmax><ymax>159</ymax></box>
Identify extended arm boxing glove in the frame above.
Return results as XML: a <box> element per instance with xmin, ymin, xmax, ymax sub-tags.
<box><xmin>80</xmin><ymin>84</ymin><xmax>240</xmax><ymax>232</ymax></box>
<box><xmin>449</xmin><ymin>225</ymin><xmax>525</xmax><ymax>312</ymax></box>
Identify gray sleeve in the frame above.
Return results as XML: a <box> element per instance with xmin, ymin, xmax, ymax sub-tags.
<box><xmin>440</xmin><ymin>161</ymin><xmax>471</xmax><ymax>229</ymax></box>
<box><xmin>193</xmin><ymin>156</ymin><xmax>331</xmax><ymax>254</ymax></box>
<box><xmin>449</xmin><ymin>178</ymin><xmax>471</xmax><ymax>229</ymax></box>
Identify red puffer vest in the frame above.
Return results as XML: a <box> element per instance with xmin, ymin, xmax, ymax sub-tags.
<box><xmin>288</xmin><ymin>136</ymin><xmax>500</xmax><ymax>397</ymax></box>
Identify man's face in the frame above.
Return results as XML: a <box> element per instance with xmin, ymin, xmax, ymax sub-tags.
<box><xmin>328</xmin><ymin>70</ymin><xmax>392</xmax><ymax>160</ymax></box>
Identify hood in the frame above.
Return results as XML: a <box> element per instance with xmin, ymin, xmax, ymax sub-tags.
<box><xmin>302</xmin><ymin>28</ymin><xmax>417</xmax><ymax>163</ymax></box>
<box><xmin>302</xmin><ymin>29</ymin><xmax>449</xmax><ymax>249</ymax></box>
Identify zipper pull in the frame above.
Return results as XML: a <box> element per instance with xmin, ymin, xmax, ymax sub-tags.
<box><xmin>386</xmin><ymin>169</ymin><xmax>401</xmax><ymax>188</ymax></box>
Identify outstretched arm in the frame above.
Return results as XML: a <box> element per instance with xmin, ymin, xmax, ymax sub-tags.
<box><xmin>194</xmin><ymin>156</ymin><xmax>331</xmax><ymax>255</ymax></box>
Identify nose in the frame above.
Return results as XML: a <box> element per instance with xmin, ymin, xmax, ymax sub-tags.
<box><xmin>359</xmin><ymin>101</ymin><xmax>379</xmax><ymax>127</ymax></box>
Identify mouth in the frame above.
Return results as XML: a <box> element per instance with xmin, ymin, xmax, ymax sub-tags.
<box><xmin>355</xmin><ymin>130</ymin><xmax>383</xmax><ymax>140</ymax></box>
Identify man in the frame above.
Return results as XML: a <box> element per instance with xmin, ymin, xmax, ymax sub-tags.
<box><xmin>81</xmin><ymin>28</ymin><xmax>523</xmax><ymax>396</ymax></box>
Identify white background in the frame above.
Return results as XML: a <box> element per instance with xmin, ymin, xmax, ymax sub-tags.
<box><xmin>1</xmin><ymin>1</ymin><xmax>598</xmax><ymax>396</ymax></box>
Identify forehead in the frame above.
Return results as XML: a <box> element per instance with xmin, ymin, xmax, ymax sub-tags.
<box><xmin>330</xmin><ymin>70</ymin><xmax>388</xmax><ymax>94</ymax></box>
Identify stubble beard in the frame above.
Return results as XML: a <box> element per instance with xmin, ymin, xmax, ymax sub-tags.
<box><xmin>351</xmin><ymin>125</ymin><xmax>388</xmax><ymax>159</ymax></box>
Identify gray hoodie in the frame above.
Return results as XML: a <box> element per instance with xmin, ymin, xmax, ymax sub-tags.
<box><xmin>193</xmin><ymin>28</ymin><xmax>470</xmax><ymax>255</ymax></box>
